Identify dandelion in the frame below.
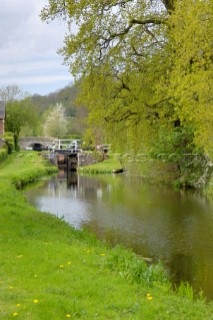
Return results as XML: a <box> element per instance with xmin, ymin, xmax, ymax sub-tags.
<box><xmin>33</xmin><ymin>299</ymin><xmax>39</xmax><ymax>304</ymax></box>
<box><xmin>16</xmin><ymin>304</ymin><xmax>21</xmax><ymax>307</ymax></box>
<box><xmin>100</xmin><ymin>253</ymin><xmax>106</xmax><ymax>257</ymax></box>
<box><xmin>13</xmin><ymin>312</ymin><xmax>18</xmax><ymax>317</ymax></box>
<box><xmin>59</xmin><ymin>265</ymin><xmax>64</xmax><ymax>269</ymax></box>
<box><xmin>67</xmin><ymin>261</ymin><xmax>72</xmax><ymax>265</ymax></box>
<box><xmin>9</xmin><ymin>286</ymin><xmax>13</xmax><ymax>289</ymax></box>
<box><xmin>146</xmin><ymin>293</ymin><xmax>153</xmax><ymax>300</ymax></box>
<box><xmin>66</xmin><ymin>314</ymin><xmax>71</xmax><ymax>318</ymax></box>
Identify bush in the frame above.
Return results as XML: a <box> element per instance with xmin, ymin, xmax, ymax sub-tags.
<box><xmin>3</xmin><ymin>132</ymin><xmax>15</xmax><ymax>154</ymax></box>
<box><xmin>0</xmin><ymin>145</ymin><xmax>8</xmax><ymax>164</ymax></box>
<box><xmin>151</xmin><ymin>126</ymin><xmax>212</xmax><ymax>189</ymax></box>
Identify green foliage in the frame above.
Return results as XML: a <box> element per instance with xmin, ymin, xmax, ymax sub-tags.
<box><xmin>3</xmin><ymin>132</ymin><xmax>15</xmax><ymax>154</ymax></box>
<box><xmin>105</xmin><ymin>245</ymin><xmax>169</xmax><ymax>287</ymax></box>
<box><xmin>0</xmin><ymin>146</ymin><xmax>8</xmax><ymax>164</ymax></box>
<box><xmin>41</xmin><ymin>0</ymin><xmax>213</xmax><ymax>188</ymax></box>
<box><xmin>177</xmin><ymin>282</ymin><xmax>194</xmax><ymax>301</ymax></box>
<box><xmin>151</xmin><ymin>126</ymin><xmax>212</xmax><ymax>188</ymax></box>
<box><xmin>31</xmin><ymin>84</ymin><xmax>78</xmax><ymax>116</ymax></box>
<box><xmin>30</xmin><ymin>84</ymin><xmax>87</xmax><ymax>137</ymax></box>
<box><xmin>164</xmin><ymin>0</ymin><xmax>213</xmax><ymax>158</ymax></box>
<box><xmin>5</xmin><ymin>97</ymin><xmax>40</xmax><ymax>150</ymax></box>
<box><xmin>0</xmin><ymin>132</ymin><xmax>14</xmax><ymax>163</ymax></box>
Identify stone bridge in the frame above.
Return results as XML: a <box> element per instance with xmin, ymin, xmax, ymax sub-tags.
<box><xmin>19</xmin><ymin>136</ymin><xmax>56</xmax><ymax>150</ymax></box>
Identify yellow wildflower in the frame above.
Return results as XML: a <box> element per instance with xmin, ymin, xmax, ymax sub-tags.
<box><xmin>66</xmin><ymin>314</ymin><xmax>71</xmax><ymax>318</ymax></box>
<box><xmin>67</xmin><ymin>261</ymin><xmax>72</xmax><ymax>265</ymax></box>
<box><xmin>33</xmin><ymin>299</ymin><xmax>39</xmax><ymax>304</ymax></box>
<box><xmin>16</xmin><ymin>304</ymin><xmax>21</xmax><ymax>307</ymax></box>
<box><xmin>100</xmin><ymin>253</ymin><xmax>106</xmax><ymax>256</ymax></box>
<box><xmin>13</xmin><ymin>312</ymin><xmax>18</xmax><ymax>317</ymax></box>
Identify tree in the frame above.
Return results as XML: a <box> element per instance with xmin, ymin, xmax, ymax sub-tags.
<box><xmin>165</xmin><ymin>0</ymin><xmax>213</xmax><ymax>158</ymax></box>
<box><xmin>41</xmin><ymin>0</ymin><xmax>213</xmax><ymax>187</ymax></box>
<box><xmin>41</xmin><ymin>1</ymin><xmax>168</xmax><ymax>78</ymax></box>
<box><xmin>1</xmin><ymin>85</ymin><xmax>39</xmax><ymax>150</ymax></box>
<box><xmin>40</xmin><ymin>0</ymin><xmax>171</xmax><ymax>151</ymax></box>
<box><xmin>43</xmin><ymin>103</ymin><xmax>68</xmax><ymax>138</ymax></box>
<box><xmin>0</xmin><ymin>84</ymin><xmax>28</xmax><ymax>102</ymax></box>
<box><xmin>5</xmin><ymin>98</ymin><xmax>40</xmax><ymax>150</ymax></box>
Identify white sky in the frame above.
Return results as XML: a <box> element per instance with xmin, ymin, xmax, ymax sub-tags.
<box><xmin>0</xmin><ymin>0</ymin><xmax>72</xmax><ymax>96</ymax></box>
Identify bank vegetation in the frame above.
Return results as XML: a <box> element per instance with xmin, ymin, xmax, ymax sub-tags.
<box><xmin>0</xmin><ymin>152</ymin><xmax>213</xmax><ymax>319</ymax></box>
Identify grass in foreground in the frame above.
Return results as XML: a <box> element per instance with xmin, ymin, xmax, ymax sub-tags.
<box><xmin>0</xmin><ymin>152</ymin><xmax>213</xmax><ymax>319</ymax></box>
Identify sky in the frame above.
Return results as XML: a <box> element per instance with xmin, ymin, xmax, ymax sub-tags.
<box><xmin>0</xmin><ymin>0</ymin><xmax>73</xmax><ymax>96</ymax></box>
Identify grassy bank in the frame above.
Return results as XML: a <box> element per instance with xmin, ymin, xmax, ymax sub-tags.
<box><xmin>79</xmin><ymin>153</ymin><xmax>213</xmax><ymax>192</ymax></box>
<box><xmin>78</xmin><ymin>153</ymin><xmax>178</xmax><ymax>187</ymax></box>
<box><xmin>0</xmin><ymin>152</ymin><xmax>213</xmax><ymax>319</ymax></box>
<box><xmin>78</xmin><ymin>154</ymin><xmax>123</xmax><ymax>174</ymax></box>
<box><xmin>0</xmin><ymin>151</ymin><xmax>57</xmax><ymax>188</ymax></box>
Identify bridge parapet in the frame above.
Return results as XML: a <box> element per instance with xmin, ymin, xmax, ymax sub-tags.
<box><xmin>19</xmin><ymin>137</ymin><xmax>56</xmax><ymax>150</ymax></box>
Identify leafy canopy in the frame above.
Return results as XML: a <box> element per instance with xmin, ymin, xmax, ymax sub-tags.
<box><xmin>41</xmin><ymin>0</ymin><xmax>213</xmax><ymax>161</ymax></box>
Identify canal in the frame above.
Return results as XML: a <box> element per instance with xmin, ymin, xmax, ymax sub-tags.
<box><xmin>24</xmin><ymin>170</ymin><xmax>213</xmax><ymax>300</ymax></box>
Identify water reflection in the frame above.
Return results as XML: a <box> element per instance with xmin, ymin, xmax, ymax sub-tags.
<box><xmin>25</xmin><ymin>171</ymin><xmax>213</xmax><ymax>299</ymax></box>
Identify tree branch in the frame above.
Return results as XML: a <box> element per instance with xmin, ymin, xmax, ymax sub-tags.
<box><xmin>130</xmin><ymin>17</ymin><xmax>167</xmax><ymax>25</ymax></box>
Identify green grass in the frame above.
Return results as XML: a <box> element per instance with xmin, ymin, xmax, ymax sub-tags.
<box><xmin>0</xmin><ymin>151</ymin><xmax>57</xmax><ymax>188</ymax></box>
<box><xmin>78</xmin><ymin>154</ymin><xmax>123</xmax><ymax>174</ymax></box>
<box><xmin>0</xmin><ymin>152</ymin><xmax>213</xmax><ymax>319</ymax></box>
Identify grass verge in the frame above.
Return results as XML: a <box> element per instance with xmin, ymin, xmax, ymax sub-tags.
<box><xmin>0</xmin><ymin>152</ymin><xmax>213</xmax><ymax>319</ymax></box>
<box><xmin>78</xmin><ymin>154</ymin><xmax>123</xmax><ymax>174</ymax></box>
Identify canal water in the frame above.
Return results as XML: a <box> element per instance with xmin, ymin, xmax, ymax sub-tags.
<box><xmin>24</xmin><ymin>170</ymin><xmax>213</xmax><ymax>300</ymax></box>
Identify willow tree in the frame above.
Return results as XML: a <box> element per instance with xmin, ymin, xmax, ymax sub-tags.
<box><xmin>41</xmin><ymin>0</ymin><xmax>213</xmax><ymax>186</ymax></box>
<box><xmin>41</xmin><ymin>0</ymin><xmax>169</xmax><ymax>148</ymax></box>
<box><xmin>166</xmin><ymin>0</ymin><xmax>213</xmax><ymax>158</ymax></box>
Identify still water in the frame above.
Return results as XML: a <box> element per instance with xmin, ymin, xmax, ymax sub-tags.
<box><xmin>25</xmin><ymin>171</ymin><xmax>213</xmax><ymax>299</ymax></box>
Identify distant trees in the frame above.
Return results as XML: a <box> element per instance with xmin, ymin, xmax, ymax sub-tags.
<box><xmin>43</xmin><ymin>103</ymin><xmax>68</xmax><ymax>137</ymax></box>
<box><xmin>0</xmin><ymin>84</ymin><xmax>28</xmax><ymax>102</ymax></box>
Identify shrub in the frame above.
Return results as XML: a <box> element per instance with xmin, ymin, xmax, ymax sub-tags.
<box><xmin>151</xmin><ymin>126</ymin><xmax>212</xmax><ymax>189</ymax></box>
<box><xmin>3</xmin><ymin>132</ymin><xmax>15</xmax><ymax>154</ymax></box>
<box><xmin>0</xmin><ymin>145</ymin><xmax>8</xmax><ymax>164</ymax></box>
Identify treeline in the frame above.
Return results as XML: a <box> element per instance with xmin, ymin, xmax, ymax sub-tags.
<box><xmin>0</xmin><ymin>83</ymin><xmax>87</xmax><ymax>146</ymax></box>
<box><xmin>30</xmin><ymin>83</ymin><xmax>88</xmax><ymax>138</ymax></box>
